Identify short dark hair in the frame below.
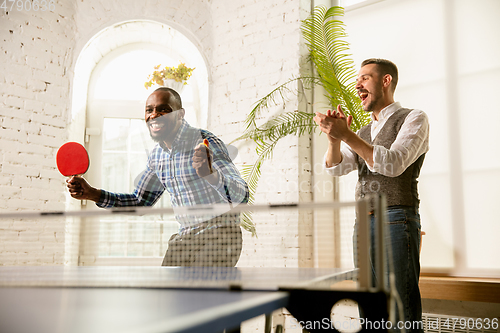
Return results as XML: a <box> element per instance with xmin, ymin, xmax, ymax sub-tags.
<box><xmin>153</xmin><ymin>87</ymin><xmax>183</xmax><ymax>108</ymax></box>
<box><xmin>361</xmin><ymin>58</ymin><xmax>398</xmax><ymax>91</ymax></box>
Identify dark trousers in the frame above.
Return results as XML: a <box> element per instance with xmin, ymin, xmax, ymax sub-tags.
<box><xmin>355</xmin><ymin>206</ymin><xmax>423</xmax><ymax>333</ymax></box>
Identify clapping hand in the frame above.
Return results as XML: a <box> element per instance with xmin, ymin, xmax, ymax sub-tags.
<box><xmin>313</xmin><ymin>104</ymin><xmax>353</xmax><ymax>143</ymax></box>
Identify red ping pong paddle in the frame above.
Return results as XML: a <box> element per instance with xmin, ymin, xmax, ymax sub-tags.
<box><xmin>56</xmin><ymin>142</ymin><xmax>90</xmax><ymax>177</ymax></box>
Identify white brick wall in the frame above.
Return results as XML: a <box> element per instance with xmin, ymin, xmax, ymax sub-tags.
<box><xmin>0</xmin><ymin>0</ymin><xmax>215</xmax><ymax>266</ymax></box>
<box><xmin>1</xmin><ymin>1</ymin><xmax>77</xmax><ymax>265</ymax></box>
<box><xmin>209</xmin><ymin>0</ymin><xmax>313</xmax><ymax>268</ymax></box>
<box><xmin>0</xmin><ymin>0</ymin><xmax>312</xmax><ymax>274</ymax></box>
<box><xmin>71</xmin><ymin>0</ymin><xmax>213</xmax><ymax>68</ymax></box>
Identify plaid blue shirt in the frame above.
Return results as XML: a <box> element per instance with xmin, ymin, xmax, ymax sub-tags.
<box><xmin>97</xmin><ymin>120</ymin><xmax>249</xmax><ymax>226</ymax></box>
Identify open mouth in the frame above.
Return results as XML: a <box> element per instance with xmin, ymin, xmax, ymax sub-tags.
<box><xmin>358</xmin><ymin>91</ymin><xmax>369</xmax><ymax>104</ymax></box>
<box><xmin>148</xmin><ymin>121</ymin><xmax>165</xmax><ymax>133</ymax></box>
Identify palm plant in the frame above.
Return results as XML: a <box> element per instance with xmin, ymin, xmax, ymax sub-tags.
<box><xmin>234</xmin><ymin>6</ymin><xmax>371</xmax><ymax>236</ymax></box>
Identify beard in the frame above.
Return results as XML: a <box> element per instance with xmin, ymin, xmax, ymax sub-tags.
<box><xmin>147</xmin><ymin>113</ymin><xmax>178</xmax><ymax>143</ymax></box>
<box><xmin>149</xmin><ymin>129</ymin><xmax>168</xmax><ymax>143</ymax></box>
<box><xmin>363</xmin><ymin>86</ymin><xmax>384</xmax><ymax>112</ymax></box>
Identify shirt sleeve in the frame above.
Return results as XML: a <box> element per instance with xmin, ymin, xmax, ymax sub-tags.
<box><xmin>205</xmin><ymin>137</ymin><xmax>249</xmax><ymax>205</ymax></box>
<box><xmin>96</xmin><ymin>161</ymin><xmax>165</xmax><ymax>208</ymax></box>
<box><xmin>323</xmin><ymin>142</ymin><xmax>359</xmax><ymax>176</ymax></box>
<box><xmin>369</xmin><ymin>109</ymin><xmax>430</xmax><ymax>177</ymax></box>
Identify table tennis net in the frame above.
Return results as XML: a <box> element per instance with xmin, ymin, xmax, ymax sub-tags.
<box><xmin>0</xmin><ymin>200</ymin><xmax>386</xmax><ymax>290</ymax></box>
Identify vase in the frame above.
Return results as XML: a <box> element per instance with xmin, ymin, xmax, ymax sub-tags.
<box><xmin>162</xmin><ymin>79</ymin><xmax>185</xmax><ymax>93</ymax></box>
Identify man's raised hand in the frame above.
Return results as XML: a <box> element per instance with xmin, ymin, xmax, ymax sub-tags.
<box><xmin>314</xmin><ymin>105</ymin><xmax>353</xmax><ymax>143</ymax></box>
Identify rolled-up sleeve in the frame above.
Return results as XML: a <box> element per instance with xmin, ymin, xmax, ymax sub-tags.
<box><xmin>369</xmin><ymin>110</ymin><xmax>429</xmax><ymax>177</ymax></box>
<box><xmin>324</xmin><ymin>142</ymin><xmax>358</xmax><ymax>176</ymax></box>
<box><xmin>207</xmin><ymin>138</ymin><xmax>249</xmax><ymax>205</ymax></box>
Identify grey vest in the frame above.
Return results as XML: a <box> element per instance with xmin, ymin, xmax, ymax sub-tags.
<box><xmin>355</xmin><ymin>108</ymin><xmax>425</xmax><ymax>208</ymax></box>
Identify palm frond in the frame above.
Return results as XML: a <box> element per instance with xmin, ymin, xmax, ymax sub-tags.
<box><xmin>301</xmin><ymin>5</ymin><xmax>369</xmax><ymax>131</ymax></box>
<box><xmin>243</xmin><ymin>76</ymin><xmax>321</xmax><ymax>131</ymax></box>
<box><xmin>234</xmin><ymin>6</ymin><xmax>370</xmax><ymax>237</ymax></box>
<box><xmin>240</xmin><ymin>162</ymin><xmax>262</xmax><ymax>204</ymax></box>
<box><xmin>238</xmin><ymin>111</ymin><xmax>316</xmax><ymax>144</ymax></box>
<box><xmin>240</xmin><ymin>211</ymin><xmax>257</xmax><ymax>237</ymax></box>
<box><xmin>238</xmin><ymin>161</ymin><xmax>264</xmax><ymax>237</ymax></box>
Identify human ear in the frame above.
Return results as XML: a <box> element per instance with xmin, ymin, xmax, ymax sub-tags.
<box><xmin>383</xmin><ymin>74</ymin><xmax>392</xmax><ymax>88</ymax></box>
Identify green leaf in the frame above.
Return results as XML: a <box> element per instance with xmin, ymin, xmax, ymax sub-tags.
<box><xmin>242</xmin><ymin>76</ymin><xmax>320</xmax><ymax>131</ymax></box>
<box><xmin>234</xmin><ymin>5</ymin><xmax>371</xmax><ymax>237</ymax></box>
<box><xmin>301</xmin><ymin>5</ymin><xmax>369</xmax><ymax>132</ymax></box>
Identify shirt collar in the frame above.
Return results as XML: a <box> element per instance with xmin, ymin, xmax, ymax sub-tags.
<box><xmin>160</xmin><ymin>119</ymin><xmax>190</xmax><ymax>152</ymax></box>
<box><xmin>173</xmin><ymin>119</ymin><xmax>190</xmax><ymax>146</ymax></box>
<box><xmin>371</xmin><ymin>101</ymin><xmax>401</xmax><ymax>123</ymax></box>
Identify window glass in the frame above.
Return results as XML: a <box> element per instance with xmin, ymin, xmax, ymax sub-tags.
<box><xmin>98</xmin><ymin>117</ymin><xmax>178</xmax><ymax>258</ymax></box>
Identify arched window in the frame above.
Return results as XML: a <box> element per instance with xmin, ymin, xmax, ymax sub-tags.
<box><xmin>72</xmin><ymin>21</ymin><xmax>209</xmax><ymax>265</ymax></box>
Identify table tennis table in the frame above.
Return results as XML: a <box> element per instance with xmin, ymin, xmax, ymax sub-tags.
<box><xmin>0</xmin><ymin>266</ymin><xmax>389</xmax><ymax>333</ymax></box>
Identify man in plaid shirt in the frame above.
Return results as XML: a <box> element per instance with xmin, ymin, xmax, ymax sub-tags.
<box><xmin>67</xmin><ymin>87</ymin><xmax>249</xmax><ymax>266</ymax></box>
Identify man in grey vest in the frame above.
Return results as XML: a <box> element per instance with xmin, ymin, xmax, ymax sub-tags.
<box><xmin>314</xmin><ymin>58</ymin><xmax>429</xmax><ymax>332</ymax></box>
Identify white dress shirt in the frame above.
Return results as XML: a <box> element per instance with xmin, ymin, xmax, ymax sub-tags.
<box><xmin>324</xmin><ymin>102</ymin><xmax>430</xmax><ymax>177</ymax></box>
